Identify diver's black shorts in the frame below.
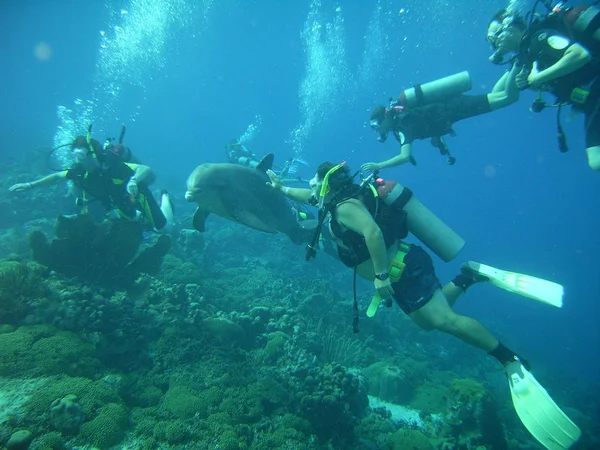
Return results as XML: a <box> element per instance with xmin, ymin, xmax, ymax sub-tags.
<box><xmin>446</xmin><ymin>94</ymin><xmax>492</xmax><ymax>124</ymax></box>
<box><xmin>392</xmin><ymin>245</ymin><xmax>441</xmax><ymax>314</ymax></box>
<box><xmin>584</xmin><ymin>78</ymin><xmax>600</xmax><ymax>148</ymax></box>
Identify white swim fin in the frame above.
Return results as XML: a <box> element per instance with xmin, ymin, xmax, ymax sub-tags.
<box><xmin>506</xmin><ymin>361</ymin><xmax>581</xmax><ymax>449</ymax></box>
<box><xmin>464</xmin><ymin>261</ymin><xmax>564</xmax><ymax>308</ymax></box>
<box><xmin>159</xmin><ymin>190</ymin><xmax>175</xmax><ymax>232</ymax></box>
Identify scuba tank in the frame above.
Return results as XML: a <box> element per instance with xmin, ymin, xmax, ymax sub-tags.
<box><xmin>397</xmin><ymin>71</ymin><xmax>472</xmax><ymax>108</ymax></box>
<box><xmin>528</xmin><ymin>2</ymin><xmax>600</xmax><ymax>54</ymax></box>
<box><xmin>376</xmin><ymin>179</ymin><xmax>465</xmax><ymax>262</ymax></box>
<box><xmin>563</xmin><ymin>4</ymin><xmax>600</xmax><ymax>53</ymax></box>
<box><xmin>238</xmin><ymin>156</ymin><xmax>260</xmax><ymax>168</ymax></box>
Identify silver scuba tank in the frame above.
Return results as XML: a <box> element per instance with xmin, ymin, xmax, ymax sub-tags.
<box><xmin>398</xmin><ymin>71</ymin><xmax>472</xmax><ymax>108</ymax></box>
<box><xmin>377</xmin><ymin>180</ymin><xmax>465</xmax><ymax>262</ymax></box>
<box><xmin>238</xmin><ymin>157</ymin><xmax>259</xmax><ymax>168</ymax></box>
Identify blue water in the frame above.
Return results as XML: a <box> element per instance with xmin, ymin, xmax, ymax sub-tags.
<box><xmin>1</xmin><ymin>0</ymin><xmax>598</xmax><ymax>384</ymax></box>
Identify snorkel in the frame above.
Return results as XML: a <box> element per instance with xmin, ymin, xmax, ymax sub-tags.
<box><xmin>305</xmin><ymin>162</ymin><xmax>347</xmax><ymax>261</ymax></box>
<box><xmin>316</xmin><ymin>161</ymin><xmax>346</xmax><ymax>209</ymax></box>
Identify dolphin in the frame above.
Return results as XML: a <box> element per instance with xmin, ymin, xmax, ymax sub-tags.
<box><xmin>185</xmin><ymin>154</ymin><xmax>313</xmax><ymax>244</ymax></box>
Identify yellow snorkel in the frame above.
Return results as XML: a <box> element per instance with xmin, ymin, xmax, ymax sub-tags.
<box><xmin>316</xmin><ymin>161</ymin><xmax>346</xmax><ymax>209</ymax></box>
<box><xmin>86</xmin><ymin>124</ymin><xmax>100</xmax><ymax>161</ymax></box>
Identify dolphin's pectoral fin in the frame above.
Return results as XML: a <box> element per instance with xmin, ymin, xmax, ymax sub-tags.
<box><xmin>230</xmin><ymin>209</ymin><xmax>278</xmax><ymax>233</ymax></box>
<box><xmin>192</xmin><ymin>208</ymin><xmax>210</xmax><ymax>232</ymax></box>
<box><xmin>256</xmin><ymin>153</ymin><xmax>275</xmax><ymax>172</ymax></box>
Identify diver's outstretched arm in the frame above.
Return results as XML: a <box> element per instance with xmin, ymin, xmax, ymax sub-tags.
<box><xmin>8</xmin><ymin>171</ymin><xmax>68</xmax><ymax>192</ymax></box>
<box><xmin>487</xmin><ymin>64</ymin><xmax>520</xmax><ymax>110</ymax></box>
<box><xmin>266</xmin><ymin>169</ymin><xmax>313</xmax><ymax>204</ymax></box>
<box><xmin>361</xmin><ymin>142</ymin><xmax>413</xmax><ymax>172</ymax></box>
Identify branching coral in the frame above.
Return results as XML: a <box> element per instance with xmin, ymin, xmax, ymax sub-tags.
<box><xmin>317</xmin><ymin>319</ymin><xmax>371</xmax><ymax>367</ymax></box>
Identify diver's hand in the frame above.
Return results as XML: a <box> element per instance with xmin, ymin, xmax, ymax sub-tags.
<box><xmin>265</xmin><ymin>169</ymin><xmax>282</xmax><ymax>191</ymax></box>
<box><xmin>9</xmin><ymin>182</ymin><xmax>32</xmax><ymax>192</ymax></box>
<box><xmin>374</xmin><ymin>278</ymin><xmax>394</xmax><ymax>300</ymax></box>
<box><xmin>516</xmin><ymin>66</ymin><xmax>531</xmax><ymax>90</ymax></box>
<box><xmin>361</xmin><ymin>162</ymin><xmax>381</xmax><ymax>172</ymax></box>
<box><xmin>126</xmin><ymin>178</ymin><xmax>138</xmax><ymax>196</ymax></box>
<box><xmin>526</xmin><ymin>62</ymin><xmax>544</xmax><ymax>89</ymax></box>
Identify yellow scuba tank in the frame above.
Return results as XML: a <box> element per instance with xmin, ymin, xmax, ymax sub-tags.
<box><xmin>376</xmin><ymin>179</ymin><xmax>465</xmax><ymax>262</ymax></box>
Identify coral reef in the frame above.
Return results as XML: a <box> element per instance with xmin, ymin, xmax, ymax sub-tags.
<box><xmin>49</xmin><ymin>395</ymin><xmax>84</xmax><ymax>435</ymax></box>
<box><xmin>0</xmin><ymin>259</ymin><xmax>48</xmax><ymax>324</ymax></box>
<box><xmin>443</xmin><ymin>378</ymin><xmax>508</xmax><ymax>450</ymax></box>
<box><xmin>387</xmin><ymin>429</ymin><xmax>434</xmax><ymax>450</ymax></box>
<box><xmin>6</xmin><ymin>430</ymin><xmax>33</xmax><ymax>450</ymax></box>
<box><xmin>29</xmin><ymin>214</ymin><xmax>170</xmax><ymax>287</ymax></box>
<box><xmin>0</xmin><ymin>326</ymin><xmax>102</xmax><ymax>378</ymax></box>
<box><xmin>0</xmin><ymin>184</ymin><xmax>596</xmax><ymax>449</ymax></box>
<box><xmin>295</xmin><ymin>363</ymin><xmax>369</xmax><ymax>445</ymax></box>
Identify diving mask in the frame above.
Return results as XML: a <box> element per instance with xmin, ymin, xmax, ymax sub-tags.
<box><xmin>486</xmin><ymin>20</ymin><xmax>503</xmax><ymax>48</ymax></box>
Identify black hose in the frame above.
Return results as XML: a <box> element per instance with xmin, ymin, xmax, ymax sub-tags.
<box><xmin>557</xmin><ymin>105</ymin><xmax>569</xmax><ymax>153</ymax></box>
<box><xmin>352</xmin><ymin>268</ymin><xmax>359</xmax><ymax>334</ymax></box>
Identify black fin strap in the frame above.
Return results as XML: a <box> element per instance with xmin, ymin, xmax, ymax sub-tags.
<box><xmin>394</xmin><ymin>186</ymin><xmax>413</xmax><ymax>210</ymax></box>
<box><xmin>413</xmin><ymin>84</ymin><xmax>424</xmax><ymax>104</ymax></box>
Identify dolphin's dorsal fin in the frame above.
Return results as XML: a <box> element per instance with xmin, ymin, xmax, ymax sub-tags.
<box><xmin>256</xmin><ymin>153</ymin><xmax>275</xmax><ymax>172</ymax></box>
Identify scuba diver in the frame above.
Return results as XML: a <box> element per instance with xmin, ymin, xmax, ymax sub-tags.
<box><xmin>225</xmin><ymin>140</ymin><xmax>261</xmax><ymax>168</ymax></box>
<box><xmin>225</xmin><ymin>140</ymin><xmax>308</xmax><ymax>184</ymax></box>
<box><xmin>266</xmin><ymin>162</ymin><xmax>579</xmax><ymax>449</ymax></box>
<box><xmin>9</xmin><ymin>126</ymin><xmax>173</xmax><ymax>232</ymax></box>
<box><xmin>364</xmin><ymin>65</ymin><xmax>520</xmax><ymax>170</ymax></box>
<box><xmin>486</xmin><ymin>1</ymin><xmax>600</xmax><ymax>171</ymax></box>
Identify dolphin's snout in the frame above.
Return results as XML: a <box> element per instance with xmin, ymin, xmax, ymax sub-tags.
<box><xmin>185</xmin><ymin>191</ymin><xmax>195</xmax><ymax>202</ymax></box>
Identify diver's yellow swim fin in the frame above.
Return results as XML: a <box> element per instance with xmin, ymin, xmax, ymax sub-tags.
<box><xmin>464</xmin><ymin>261</ymin><xmax>564</xmax><ymax>308</ymax></box>
<box><xmin>506</xmin><ymin>362</ymin><xmax>581</xmax><ymax>449</ymax></box>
